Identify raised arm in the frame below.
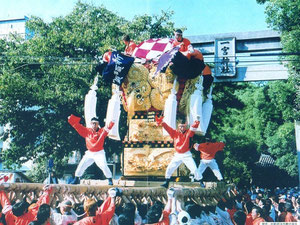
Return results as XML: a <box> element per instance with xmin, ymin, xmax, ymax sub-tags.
<box><xmin>30</xmin><ymin>185</ymin><xmax>54</xmax><ymax>217</ymax></box>
<box><xmin>36</xmin><ymin>185</ymin><xmax>53</xmax><ymax>206</ymax></box>
<box><xmin>155</xmin><ymin>115</ymin><xmax>176</xmax><ymax>138</ymax></box>
<box><xmin>97</xmin><ymin>188</ymin><xmax>116</xmax><ymax>224</ymax></box>
<box><xmin>185</xmin><ymin>120</ymin><xmax>200</xmax><ymax>138</ymax></box>
<box><xmin>68</xmin><ymin>114</ymin><xmax>90</xmax><ymax>138</ymax></box>
<box><xmin>98</xmin><ymin>121</ymin><xmax>114</xmax><ymax>142</ymax></box>
<box><xmin>0</xmin><ymin>189</ymin><xmax>12</xmax><ymax>214</ymax></box>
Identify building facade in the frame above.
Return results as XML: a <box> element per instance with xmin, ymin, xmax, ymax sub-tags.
<box><xmin>0</xmin><ymin>16</ymin><xmax>31</xmax><ymax>40</ymax></box>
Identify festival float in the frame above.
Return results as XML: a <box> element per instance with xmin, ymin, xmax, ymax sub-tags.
<box><xmin>95</xmin><ymin>38</ymin><xmax>215</xmax><ymax>179</ymax></box>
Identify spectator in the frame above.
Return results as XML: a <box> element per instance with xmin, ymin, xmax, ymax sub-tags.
<box><xmin>226</xmin><ymin>199</ymin><xmax>237</xmax><ymax>223</ymax></box>
<box><xmin>269</xmin><ymin>195</ymin><xmax>278</xmax><ymax>221</ymax></box>
<box><xmin>262</xmin><ymin>205</ymin><xmax>274</xmax><ymax>222</ymax></box>
<box><xmin>144</xmin><ymin>189</ymin><xmax>173</xmax><ymax>225</ymax></box>
<box><xmin>185</xmin><ymin>203</ymin><xmax>200</xmax><ymax>220</ymax></box>
<box><xmin>0</xmin><ymin>185</ymin><xmax>53</xmax><ymax>225</ymax></box>
<box><xmin>121</xmin><ymin>202</ymin><xmax>142</xmax><ymax>225</ymax></box>
<box><xmin>201</xmin><ymin>205</ymin><xmax>218</xmax><ymax>225</ymax></box>
<box><xmin>297</xmin><ymin>198</ymin><xmax>300</xmax><ymax>221</ymax></box>
<box><xmin>277</xmin><ymin>202</ymin><xmax>287</xmax><ymax>222</ymax></box>
<box><xmin>118</xmin><ymin>214</ymin><xmax>133</xmax><ymax>225</ymax></box>
<box><xmin>137</xmin><ymin>203</ymin><xmax>149</xmax><ymax>224</ymax></box>
<box><xmin>216</xmin><ymin>200</ymin><xmax>233</xmax><ymax>225</ymax></box>
<box><xmin>43</xmin><ymin>172</ymin><xmax>58</xmax><ymax>184</ymax></box>
<box><xmin>284</xmin><ymin>201</ymin><xmax>297</xmax><ymax>222</ymax></box>
<box><xmin>73</xmin><ymin>203</ymin><xmax>85</xmax><ymax>221</ymax></box>
<box><xmin>73</xmin><ymin>188</ymin><xmax>117</xmax><ymax>225</ymax></box>
<box><xmin>233</xmin><ymin>210</ymin><xmax>246</xmax><ymax>225</ymax></box>
<box><xmin>235</xmin><ymin>195</ymin><xmax>243</xmax><ymax>210</ymax></box>
<box><xmin>28</xmin><ymin>204</ymin><xmax>51</xmax><ymax>225</ymax></box>
<box><xmin>0</xmin><ymin>203</ymin><xmax>5</xmax><ymax>225</ymax></box>
<box><xmin>244</xmin><ymin>201</ymin><xmax>254</xmax><ymax>225</ymax></box>
<box><xmin>177</xmin><ymin>211</ymin><xmax>191</xmax><ymax>225</ymax></box>
<box><xmin>66</xmin><ymin>173</ymin><xmax>75</xmax><ymax>185</ymax></box>
<box><xmin>251</xmin><ymin>206</ymin><xmax>265</xmax><ymax>225</ymax></box>
<box><xmin>144</xmin><ymin>202</ymin><xmax>165</xmax><ymax>224</ymax></box>
<box><xmin>51</xmin><ymin>199</ymin><xmax>77</xmax><ymax>225</ymax></box>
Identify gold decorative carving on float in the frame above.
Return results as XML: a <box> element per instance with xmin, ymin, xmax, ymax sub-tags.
<box><xmin>123</xmin><ymin>146</ymin><xmax>176</xmax><ymax>176</ymax></box>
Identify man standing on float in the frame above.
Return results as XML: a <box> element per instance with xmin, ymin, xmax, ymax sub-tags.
<box><xmin>194</xmin><ymin>139</ymin><xmax>225</xmax><ymax>183</ymax></box>
<box><xmin>68</xmin><ymin>115</ymin><xmax>114</xmax><ymax>185</ymax></box>
<box><xmin>172</xmin><ymin>29</ymin><xmax>194</xmax><ymax>56</ymax></box>
<box><xmin>156</xmin><ymin>116</ymin><xmax>200</xmax><ymax>188</ymax></box>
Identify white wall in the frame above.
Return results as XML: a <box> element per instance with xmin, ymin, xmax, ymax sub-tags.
<box><xmin>0</xmin><ymin>18</ymin><xmax>27</xmax><ymax>39</ymax></box>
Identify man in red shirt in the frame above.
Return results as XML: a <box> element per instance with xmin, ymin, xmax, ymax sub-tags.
<box><xmin>245</xmin><ymin>201</ymin><xmax>254</xmax><ymax>225</ymax></box>
<box><xmin>102</xmin><ymin>51</ymin><xmax>112</xmax><ymax>63</ymax></box>
<box><xmin>170</xmin><ymin>29</ymin><xmax>205</xmax><ymax>79</ymax></box>
<box><xmin>284</xmin><ymin>201</ymin><xmax>297</xmax><ymax>222</ymax></box>
<box><xmin>123</xmin><ymin>34</ymin><xmax>137</xmax><ymax>56</ymax></box>
<box><xmin>156</xmin><ymin>116</ymin><xmax>200</xmax><ymax>188</ymax></box>
<box><xmin>144</xmin><ymin>188</ymin><xmax>174</xmax><ymax>225</ymax></box>
<box><xmin>0</xmin><ymin>185</ymin><xmax>54</xmax><ymax>225</ymax></box>
<box><xmin>251</xmin><ymin>206</ymin><xmax>265</xmax><ymax>225</ymax></box>
<box><xmin>68</xmin><ymin>115</ymin><xmax>115</xmax><ymax>185</ymax></box>
<box><xmin>233</xmin><ymin>210</ymin><xmax>246</xmax><ymax>225</ymax></box>
<box><xmin>74</xmin><ymin>188</ymin><xmax>117</xmax><ymax>225</ymax></box>
<box><xmin>194</xmin><ymin>139</ymin><xmax>225</xmax><ymax>184</ymax></box>
<box><xmin>172</xmin><ymin>29</ymin><xmax>194</xmax><ymax>57</ymax></box>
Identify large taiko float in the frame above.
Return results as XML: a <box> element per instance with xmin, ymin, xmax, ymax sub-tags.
<box><xmin>91</xmin><ymin>38</ymin><xmax>214</xmax><ymax>178</ymax></box>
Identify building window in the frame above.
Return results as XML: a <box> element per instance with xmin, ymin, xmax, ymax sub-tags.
<box><xmin>11</xmin><ymin>25</ymin><xmax>13</xmax><ymax>28</ymax></box>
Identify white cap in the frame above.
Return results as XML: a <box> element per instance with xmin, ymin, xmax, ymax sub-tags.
<box><xmin>178</xmin><ymin>211</ymin><xmax>191</xmax><ymax>225</ymax></box>
<box><xmin>279</xmin><ymin>195</ymin><xmax>286</xmax><ymax>199</ymax></box>
<box><xmin>58</xmin><ymin>200</ymin><xmax>73</xmax><ymax>208</ymax></box>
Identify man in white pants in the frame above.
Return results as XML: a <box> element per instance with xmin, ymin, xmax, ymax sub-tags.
<box><xmin>68</xmin><ymin>114</ymin><xmax>114</xmax><ymax>185</ymax></box>
<box><xmin>194</xmin><ymin>140</ymin><xmax>225</xmax><ymax>186</ymax></box>
<box><xmin>156</xmin><ymin>116</ymin><xmax>200</xmax><ymax>188</ymax></box>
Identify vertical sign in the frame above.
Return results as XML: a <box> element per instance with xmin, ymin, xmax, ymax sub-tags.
<box><xmin>214</xmin><ymin>38</ymin><xmax>236</xmax><ymax>77</ymax></box>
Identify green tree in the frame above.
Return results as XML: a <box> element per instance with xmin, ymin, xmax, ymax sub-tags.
<box><xmin>0</xmin><ymin>2</ymin><xmax>174</xmax><ymax>182</ymax></box>
<box><xmin>208</xmin><ymin>79</ymin><xmax>296</xmax><ymax>186</ymax></box>
<box><xmin>252</xmin><ymin>0</ymin><xmax>299</xmax><ymax>184</ymax></box>
<box><xmin>257</xmin><ymin>0</ymin><xmax>300</xmax><ymax>119</ymax></box>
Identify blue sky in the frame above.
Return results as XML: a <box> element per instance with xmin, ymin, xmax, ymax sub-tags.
<box><xmin>0</xmin><ymin>0</ymin><xmax>269</xmax><ymax>36</ymax></box>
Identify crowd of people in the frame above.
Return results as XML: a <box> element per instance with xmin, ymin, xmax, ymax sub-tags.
<box><xmin>0</xmin><ymin>184</ymin><xmax>299</xmax><ymax>225</ymax></box>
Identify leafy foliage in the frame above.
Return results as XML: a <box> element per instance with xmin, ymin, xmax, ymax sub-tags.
<box><xmin>251</xmin><ymin>0</ymin><xmax>299</xmax><ymax>184</ymax></box>
<box><xmin>204</xmin><ymin>80</ymin><xmax>297</xmax><ymax>186</ymax></box>
<box><xmin>257</xmin><ymin>0</ymin><xmax>300</xmax><ymax>120</ymax></box>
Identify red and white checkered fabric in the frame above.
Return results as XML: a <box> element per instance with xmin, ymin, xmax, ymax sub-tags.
<box><xmin>132</xmin><ymin>38</ymin><xmax>174</xmax><ymax>62</ymax></box>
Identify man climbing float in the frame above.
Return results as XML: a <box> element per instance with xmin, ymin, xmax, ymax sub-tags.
<box><xmin>172</xmin><ymin>29</ymin><xmax>194</xmax><ymax>56</ymax></box>
<box><xmin>155</xmin><ymin>115</ymin><xmax>200</xmax><ymax>188</ymax></box>
<box><xmin>123</xmin><ymin>34</ymin><xmax>137</xmax><ymax>56</ymax></box>
<box><xmin>169</xmin><ymin>29</ymin><xmax>205</xmax><ymax>79</ymax></box>
<box><xmin>194</xmin><ymin>139</ymin><xmax>225</xmax><ymax>186</ymax></box>
<box><xmin>68</xmin><ymin>115</ymin><xmax>115</xmax><ymax>185</ymax></box>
